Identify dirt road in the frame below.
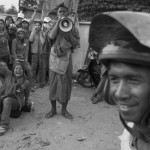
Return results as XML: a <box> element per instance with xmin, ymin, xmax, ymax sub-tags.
<box><xmin>0</xmin><ymin>83</ymin><xmax>123</xmax><ymax>150</ymax></box>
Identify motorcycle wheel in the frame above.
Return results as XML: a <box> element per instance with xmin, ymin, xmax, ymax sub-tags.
<box><xmin>77</xmin><ymin>72</ymin><xmax>94</xmax><ymax>88</ymax></box>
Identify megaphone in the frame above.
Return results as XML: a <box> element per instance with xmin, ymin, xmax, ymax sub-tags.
<box><xmin>59</xmin><ymin>17</ymin><xmax>73</xmax><ymax>32</ymax></box>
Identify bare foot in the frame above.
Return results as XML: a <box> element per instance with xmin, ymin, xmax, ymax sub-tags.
<box><xmin>0</xmin><ymin>126</ymin><xmax>8</xmax><ymax>136</ymax></box>
<box><xmin>61</xmin><ymin>110</ymin><xmax>73</xmax><ymax>119</ymax></box>
<box><xmin>45</xmin><ymin>110</ymin><xmax>57</xmax><ymax>119</ymax></box>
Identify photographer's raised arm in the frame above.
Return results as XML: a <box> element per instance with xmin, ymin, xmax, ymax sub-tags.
<box><xmin>29</xmin><ymin>29</ymin><xmax>36</xmax><ymax>42</ymax></box>
<box><xmin>29</xmin><ymin>9</ymin><xmax>37</xmax><ymax>25</ymax></box>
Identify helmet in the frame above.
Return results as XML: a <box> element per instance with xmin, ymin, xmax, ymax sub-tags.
<box><xmin>44</xmin><ymin>17</ymin><xmax>51</xmax><ymax>23</ymax></box>
<box><xmin>9</xmin><ymin>23</ymin><xmax>17</xmax><ymax>30</ymax></box>
<box><xmin>89</xmin><ymin>11</ymin><xmax>150</xmax><ymax>67</ymax></box>
<box><xmin>17</xmin><ymin>11</ymin><xmax>24</xmax><ymax>19</ymax></box>
<box><xmin>22</xmin><ymin>18</ymin><xmax>29</xmax><ymax>24</ymax></box>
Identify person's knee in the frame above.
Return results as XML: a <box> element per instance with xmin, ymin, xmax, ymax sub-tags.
<box><xmin>3</xmin><ymin>97</ymin><xmax>11</xmax><ymax>106</ymax></box>
<box><xmin>24</xmin><ymin>65</ymin><xmax>32</xmax><ymax>74</ymax></box>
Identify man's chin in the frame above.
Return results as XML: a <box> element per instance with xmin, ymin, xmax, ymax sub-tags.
<box><xmin>120</xmin><ymin>112</ymin><xmax>140</xmax><ymax>123</ymax></box>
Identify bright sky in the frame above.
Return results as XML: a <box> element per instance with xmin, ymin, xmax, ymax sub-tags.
<box><xmin>0</xmin><ymin>0</ymin><xmax>19</xmax><ymax>10</ymax></box>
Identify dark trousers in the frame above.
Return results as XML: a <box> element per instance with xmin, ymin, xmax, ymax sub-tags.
<box><xmin>39</xmin><ymin>54</ymin><xmax>49</xmax><ymax>84</ymax></box>
<box><xmin>31</xmin><ymin>53</ymin><xmax>39</xmax><ymax>82</ymax></box>
<box><xmin>0</xmin><ymin>97</ymin><xmax>20</xmax><ymax>127</ymax></box>
<box><xmin>0</xmin><ymin>55</ymin><xmax>10</xmax><ymax>68</ymax></box>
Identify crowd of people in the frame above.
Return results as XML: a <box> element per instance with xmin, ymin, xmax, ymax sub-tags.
<box><xmin>0</xmin><ymin>4</ymin><xmax>80</xmax><ymax>136</ymax></box>
<box><xmin>0</xmin><ymin>8</ymin><xmax>57</xmax><ymax>91</ymax></box>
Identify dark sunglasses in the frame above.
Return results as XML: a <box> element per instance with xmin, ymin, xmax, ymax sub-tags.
<box><xmin>43</xmin><ymin>22</ymin><xmax>48</xmax><ymax>24</ymax></box>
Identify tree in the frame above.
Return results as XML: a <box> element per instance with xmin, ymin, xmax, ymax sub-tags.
<box><xmin>78</xmin><ymin>0</ymin><xmax>150</xmax><ymax>21</ymax></box>
<box><xmin>0</xmin><ymin>5</ymin><xmax>5</xmax><ymax>13</ymax></box>
<box><xmin>6</xmin><ymin>5</ymin><xmax>18</xmax><ymax>15</ymax></box>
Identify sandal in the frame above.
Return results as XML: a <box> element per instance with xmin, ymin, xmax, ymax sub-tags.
<box><xmin>0</xmin><ymin>126</ymin><xmax>8</xmax><ymax>136</ymax></box>
<box><xmin>61</xmin><ymin>110</ymin><xmax>73</xmax><ymax>119</ymax></box>
<box><xmin>45</xmin><ymin>110</ymin><xmax>57</xmax><ymax>119</ymax></box>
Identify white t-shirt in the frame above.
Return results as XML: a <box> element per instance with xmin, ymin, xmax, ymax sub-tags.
<box><xmin>118</xmin><ymin>122</ymin><xmax>136</xmax><ymax>150</ymax></box>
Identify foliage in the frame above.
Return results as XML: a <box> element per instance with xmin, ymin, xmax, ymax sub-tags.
<box><xmin>0</xmin><ymin>5</ymin><xmax>5</xmax><ymax>13</ymax></box>
<box><xmin>6</xmin><ymin>5</ymin><xmax>18</xmax><ymax>15</ymax></box>
<box><xmin>19</xmin><ymin>0</ymin><xmax>44</xmax><ymax>11</ymax></box>
<box><xmin>78</xmin><ymin>0</ymin><xmax>150</xmax><ymax>21</ymax></box>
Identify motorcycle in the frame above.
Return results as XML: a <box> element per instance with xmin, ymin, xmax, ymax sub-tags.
<box><xmin>77</xmin><ymin>51</ymin><xmax>101</xmax><ymax>88</ymax></box>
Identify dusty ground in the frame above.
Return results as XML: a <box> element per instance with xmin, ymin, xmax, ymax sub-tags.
<box><xmin>0</xmin><ymin>83</ymin><xmax>123</xmax><ymax>150</ymax></box>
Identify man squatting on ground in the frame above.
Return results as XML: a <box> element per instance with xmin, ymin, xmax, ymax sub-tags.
<box><xmin>45</xmin><ymin>4</ymin><xmax>80</xmax><ymax>119</ymax></box>
<box><xmin>89</xmin><ymin>11</ymin><xmax>150</xmax><ymax>149</ymax></box>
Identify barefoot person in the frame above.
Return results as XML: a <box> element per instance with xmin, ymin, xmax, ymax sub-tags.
<box><xmin>89</xmin><ymin>11</ymin><xmax>150</xmax><ymax>149</ymax></box>
<box><xmin>45</xmin><ymin>4</ymin><xmax>80</xmax><ymax>119</ymax></box>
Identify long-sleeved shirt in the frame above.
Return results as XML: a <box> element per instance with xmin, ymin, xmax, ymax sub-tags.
<box><xmin>29</xmin><ymin>30</ymin><xmax>45</xmax><ymax>54</ymax></box>
<box><xmin>11</xmin><ymin>38</ymin><xmax>29</xmax><ymax>61</ymax></box>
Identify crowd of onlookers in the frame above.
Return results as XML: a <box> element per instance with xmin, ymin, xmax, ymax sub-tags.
<box><xmin>0</xmin><ymin>8</ymin><xmax>57</xmax><ymax>91</ymax></box>
<box><xmin>0</xmin><ymin>4</ymin><xmax>81</xmax><ymax>136</ymax></box>
<box><xmin>0</xmin><ymin>7</ymin><xmax>58</xmax><ymax>136</ymax></box>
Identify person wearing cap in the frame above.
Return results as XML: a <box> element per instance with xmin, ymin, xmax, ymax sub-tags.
<box><xmin>45</xmin><ymin>4</ymin><xmax>80</xmax><ymax>119</ymax></box>
<box><xmin>89</xmin><ymin>11</ymin><xmax>150</xmax><ymax>149</ymax></box>
<box><xmin>21</xmin><ymin>18</ymin><xmax>31</xmax><ymax>39</ymax></box>
<box><xmin>0</xmin><ymin>19</ymin><xmax>10</xmax><ymax>66</ymax></box>
<box><xmin>11</xmin><ymin>28</ymin><xmax>34</xmax><ymax>92</ymax></box>
<box><xmin>43</xmin><ymin>17</ymin><xmax>51</xmax><ymax>30</ymax></box>
<box><xmin>0</xmin><ymin>62</ymin><xmax>31</xmax><ymax>136</ymax></box>
<box><xmin>16</xmin><ymin>11</ymin><xmax>25</xmax><ymax>29</ymax></box>
<box><xmin>8</xmin><ymin>24</ymin><xmax>17</xmax><ymax>53</ymax></box>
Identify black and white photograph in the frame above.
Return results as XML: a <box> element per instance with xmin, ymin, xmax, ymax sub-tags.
<box><xmin>0</xmin><ymin>0</ymin><xmax>150</xmax><ymax>150</ymax></box>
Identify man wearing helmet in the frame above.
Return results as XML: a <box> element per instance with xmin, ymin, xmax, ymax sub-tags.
<box><xmin>89</xmin><ymin>12</ymin><xmax>150</xmax><ymax>149</ymax></box>
<box><xmin>8</xmin><ymin>24</ymin><xmax>17</xmax><ymax>53</ymax></box>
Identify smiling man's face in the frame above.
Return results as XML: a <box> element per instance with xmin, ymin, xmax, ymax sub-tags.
<box><xmin>108</xmin><ymin>62</ymin><xmax>150</xmax><ymax>123</ymax></box>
